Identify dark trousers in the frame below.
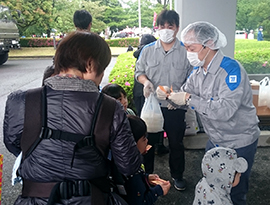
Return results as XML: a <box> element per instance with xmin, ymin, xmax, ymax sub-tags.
<box><xmin>206</xmin><ymin>139</ymin><xmax>258</xmax><ymax>205</ymax></box>
<box><xmin>162</xmin><ymin>108</ymin><xmax>186</xmax><ymax>179</ymax></box>
<box><xmin>143</xmin><ymin>132</ymin><xmax>162</xmax><ymax>174</ymax></box>
<box><xmin>143</xmin><ymin>108</ymin><xmax>186</xmax><ymax>178</ymax></box>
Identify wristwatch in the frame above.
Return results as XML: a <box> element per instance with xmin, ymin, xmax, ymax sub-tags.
<box><xmin>186</xmin><ymin>95</ymin><xmax>191</xmax><ymax>106</ymax></box>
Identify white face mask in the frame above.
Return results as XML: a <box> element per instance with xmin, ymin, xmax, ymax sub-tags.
<box><xmin>187</xmin><ymin>47</ymin><xmax>210</xmax><ymax>67</ymax></box>
<box><xmin>159</xmin><ymin>29</ymin><xmax>175</xmax><ymax>44</ymax></box>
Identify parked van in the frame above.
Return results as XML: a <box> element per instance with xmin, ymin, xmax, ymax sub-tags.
<box><xmin>235</xmin><ymin>30</ymin><xmax>247</xmax><ymax>39</ymax></box>
<box><xmin>0</xmin><ymin>5</ymin><xmax>20</xmax><ymax>65</ymax></box>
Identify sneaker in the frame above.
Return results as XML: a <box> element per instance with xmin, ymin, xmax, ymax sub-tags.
<box><xmin>173</xmin><ymin>178</ymin><xmax>186</xmax><ymax>191</ymax></box>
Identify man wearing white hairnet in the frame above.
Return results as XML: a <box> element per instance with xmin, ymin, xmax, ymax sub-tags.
<box><xmin>166</xmin><ymin>21</ymin><xmax>260</xmax><ymax>205</ymax></box>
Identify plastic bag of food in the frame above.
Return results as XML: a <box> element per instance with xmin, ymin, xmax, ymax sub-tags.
<box><xmin>141</xmin><ymin>93</ymin><xmax>164</xmax><ymax>133</ymax></box>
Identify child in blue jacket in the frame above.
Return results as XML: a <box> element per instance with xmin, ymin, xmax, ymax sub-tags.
<box><xmin>114</xmin><ymin>115</ymin><xmax>171</xmax><ymax>205</ymax></box>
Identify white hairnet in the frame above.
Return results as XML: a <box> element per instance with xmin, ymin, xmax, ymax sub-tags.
<box><xmin>181</xmin><ymin>21</ymin><xmax>227</xmax><ymax>50</ymax></box>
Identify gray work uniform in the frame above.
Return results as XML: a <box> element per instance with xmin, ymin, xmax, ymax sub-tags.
<box><xmin>135</xmin><ymin>38</ymin><xmax>193</xmax><ymax>107</ymax></box>
<box><xmin>182</xmin><ymin>50</ymin><xmax>260</xmax><ymax>149</ymax></box>
<box><xmin>134</xmin><ymin>38</ymin><xmax>193</xmax><ymax>179</ymax></box>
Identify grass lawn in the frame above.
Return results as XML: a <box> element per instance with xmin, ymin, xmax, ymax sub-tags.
<box><xmin>9</xmin><ymin>47</ymin><xmax>127</xmax><ymax>57</ymax></box>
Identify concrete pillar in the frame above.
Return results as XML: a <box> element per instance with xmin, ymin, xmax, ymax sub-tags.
<box><xmin>175</xmin><ymin>0</ymin><xmax>237</xmax><ymax>58</ymax></box>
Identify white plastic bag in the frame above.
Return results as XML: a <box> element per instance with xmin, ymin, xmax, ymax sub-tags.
<box><xmin>258</xmin><ymin>77</ymin><xmax>270</xmax><ymax>107</ymax></box>
<box><xmin>11</xmin><ymin>152</ymin><xmax>22</xmax><ymax>185</ymax></box>
<box><xmin>185</xmin><ymin>108</ymin><xmax>199</xmax><ymax>136</ymax></box>
<box><xmin>140</xmin><ymin>93</ymin><xmax>164</xmax><ymax>133</ymax></box>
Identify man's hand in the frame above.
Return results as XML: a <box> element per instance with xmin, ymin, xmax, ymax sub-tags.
<box><xmin>168</xmin><ymin>92</ymin><xmax>187</xmax><ymax>105</ymax></box>
<box><xmin>143</xmin><ymin>80</ymin><xmax>154</xmax><ymax>98</ymax></box>
<box><xmin>156</xmin><ymin>86</ymin><xmax>170</xmax><ymax>100</ymax></box>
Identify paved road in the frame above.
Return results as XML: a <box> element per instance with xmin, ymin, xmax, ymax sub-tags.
<box><xmin>0</xmin><ymin>58</ymin><xmax>270</xmax><ymax>204</ymax></box>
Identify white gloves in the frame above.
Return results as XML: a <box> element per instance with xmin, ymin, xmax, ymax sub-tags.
<box><xmin>156</xmin><ymin>86</ymin><xmax>170</xmax><ymax>100</ymax></box>
<box><xmin>143</xmin><ymin>80</ymin><xmax>154</xmax><ymax>98</ymax></box>
<box><xmin>168</xmin><ymin>92</ymin><xmax>187</xmax><ymax>106</ymax></box>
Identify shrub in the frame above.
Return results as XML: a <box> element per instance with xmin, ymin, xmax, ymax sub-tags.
<box><xmin>19</xmin><ymin>37</ymin><xmax>139</xmax><ymax>48</ymax></box>
<box><xmin>108</xmin><ymin>52</ymin><xmax>137</xmax><ymax>112</ymax></box>
<box><xmin>106</xmin><ymin>37</ymin><xmax>140</xmax><ymax>47</ymax></box>
<box><xmin>20</xmin><ymin>37</ymin><xmax>61</xmax><ymax>47</ymax></box>
<box><xmin>234</xmin><ymin>39</ymin><xmax>270</xmax><ymax>74</ymax></box>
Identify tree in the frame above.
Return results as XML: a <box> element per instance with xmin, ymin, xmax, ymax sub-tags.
<box><xmin>102</xmin><ymin>0</ymin><xmax>127</xmax><ymax>31</ymax></box>
<box><xmin>1</xmin><ymin>0</ymin><xmax>107</xmax><ymax>36</ymax></box>
<box><xmin>92</xmin><ymin>0</ymin><xmax>121</xmax><ymax>7</ymax></box>
<box><xmin>236</xmin><ymin>0</ymin><xmax>260</xmax><ymax>31</ymax></box>
<box><xmin>156</xmin><ymin>0</ymin><xmax>169</xmax><ymax>9</ymax></box>
<box><xmin>81</xmin><ymin>1</ymin><xmax>107</xmax><ymax>33</ymax></box>
<box><xmin>2</xmin><ymin>0</ymin><xmax>54</xmax><ymax>36</ymax></box>
<box><xmin>54</xmin><ymin>0</ymin><xmax>107</xmax><ymax>34</ymax></box>
<box><xmin>124</xmin><ymin>0</ymin><xmax>163</xmax><ymax>28</ymax></box>
<box><xmin>249</xmin><ymin>0</ymin><xmax>270</xmax><ymax>37</ymax></box>
<box><xmin>236</xmin><ymin>0</ymin><xmax>269</xmax><ymax>38</ymax></box>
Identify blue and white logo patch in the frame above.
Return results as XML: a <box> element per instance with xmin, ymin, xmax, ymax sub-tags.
<box><xmin>229</xmin><ymin>75</ymin><xmax>237</xmax><ymax>83</ymax></box>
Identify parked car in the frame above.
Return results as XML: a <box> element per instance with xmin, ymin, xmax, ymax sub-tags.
<box><xmin>235</xmin><ymin>30</ymin><xmax>247</xmax><ymax>39</ymax></box>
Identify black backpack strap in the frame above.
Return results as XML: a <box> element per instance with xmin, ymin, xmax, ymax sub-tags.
<box><xmin>94</xmin><ymin>94</ymin><xmax>116</xmax><ymax>157</ymax></box>
<box><xmin>21</xmin><ymin>87</ymin><xmax>44</xmax><ymax>160</ymax></box>
<box><xmin>71</xmin><ymin>93</ymin><xmax>116</xmax><ymax>167</ymax></box>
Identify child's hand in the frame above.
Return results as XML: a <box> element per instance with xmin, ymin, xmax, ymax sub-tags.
<box><xmin>148</xmin><ymin>174</ymin><xmax>160</xmax><ymax>185</ymax></box>
<box><xmin>148</xmin><ymin>175</ymin><xmax>171</xmax><ymax>195</ymax></box>
<box><xmin>159</xmin><ymin>180</ymin><xmax>171</xmax><ymax>195</ymax></box>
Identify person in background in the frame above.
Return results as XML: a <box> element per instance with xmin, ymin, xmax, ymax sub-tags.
<box><xmin>257</xmin><ymin>26</ymin><xmax>263</xmax><ymax>41</ymax></box>
<box><xmin>4</xmin><ymin>31</ymin><xmax>141</xmax><ymax>204</ymax></box>
<box><xmin>248</xmin><ymin>30</ymin><xmax>254</xmax><ymax>40</ymax></box>
<box><xmin>102</xmin><ymin>83</ymin><xmax>136</xmax><ymax>116</ymax></box>
<box><xmin>193</xmin><ymin>147</ymin><xmax>248</xmax><ymax>205</ymax></box>
<box><xmin>73</xmin><ymin>9</ymin><xmax>92</xmax><ymax>32</ymax></box>
<box><xmin>133</xmin><ymin>34</ymin><xmax>157</xmax><ymax>116</ymax></box>
<box><xmin>168</xmin><ymin>21</ymin><xmax>260</xmax><ymax>204</ymax></box>
<box><xmin>133</xmin><ymin>34</ymin><xmax>169</xmax><ymax>157</ymax></box>
<box><xmin>127</xmin><ymin>45</ymin><xmax>134</xmax><ymax>52</ymax></box>
<box><xmin>52</xmin><ymin>9</ymin><xmax>93</xmax><ymax>74</ymax></box>
<box><xmin>135</xmin><ymin>9</ymin><xmax>193</xmax><ymax>189</ymax></box>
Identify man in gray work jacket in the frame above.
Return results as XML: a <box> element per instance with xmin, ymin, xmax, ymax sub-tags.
<box><xmin>167</xmin><ymin>21</ymin><xmax>260</xmax><ymax>205</ymax></box>
<box><xmin>135</xmin><ymin>9</ymin><xmax>193</xmax><ymax>191</ymax></box>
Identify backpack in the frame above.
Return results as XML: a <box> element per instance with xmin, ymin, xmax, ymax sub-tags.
<box><xmin>20</xmin><ymin>86</ymin><xmax>127</xmax><ymax>205</ymax></box>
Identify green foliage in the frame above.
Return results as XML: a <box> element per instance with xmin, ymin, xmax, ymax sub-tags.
<box><xmin>1</xmin><ymin>0</ymin><xmax>107</xmax><ymax>36</ymax></box>
<box><xmin>236</xmin><ymin>0</ymin><xmax>269</xmax><ymax>38</ymax></box>
<box><xmin>19</xmin><ymin>37</ymin><xmax>139</xmax><ymax>47</ymax></box>
<box><xmin>2</xmin><ymin>0</ymin><xmax>54</xmax><ymax>36</ymax></box>
<box><xmin>106</xmin><ymin>38</ymin><xmax>139</xmax><ymax>47</ymax></box>
<box><xmin>102</xmin><ymin>2</ymin><xmax>126</xmax><ymax>31</ymax></box>
<box><xmin>234</xmin><ymin>39</ymin><xmax>270</xmax><ymax>74</ymax></box>
<box><xmin>249</xmin><ymin>0</ymin><xmax>270</xmax><ymax>39</ymax></box>
<box><xmin>108</xmin><ymin>52</ymin><xmax>137</xmax><ymax>110</ymax></box>
<box><xmin>236</xmin><ymin>0</ymin><xmax>259</xmax><ymax>31</ymax></box>
<box><xmin>123</xmin><ymin>1</ymin><xmax>163</xmax><ymax>29</ymax></box>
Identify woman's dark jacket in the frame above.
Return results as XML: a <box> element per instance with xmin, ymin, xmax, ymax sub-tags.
<box><xmin>3</xmin><ymin>75</ymin><xmax>141</xmax><ymax>204</ymax></box>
